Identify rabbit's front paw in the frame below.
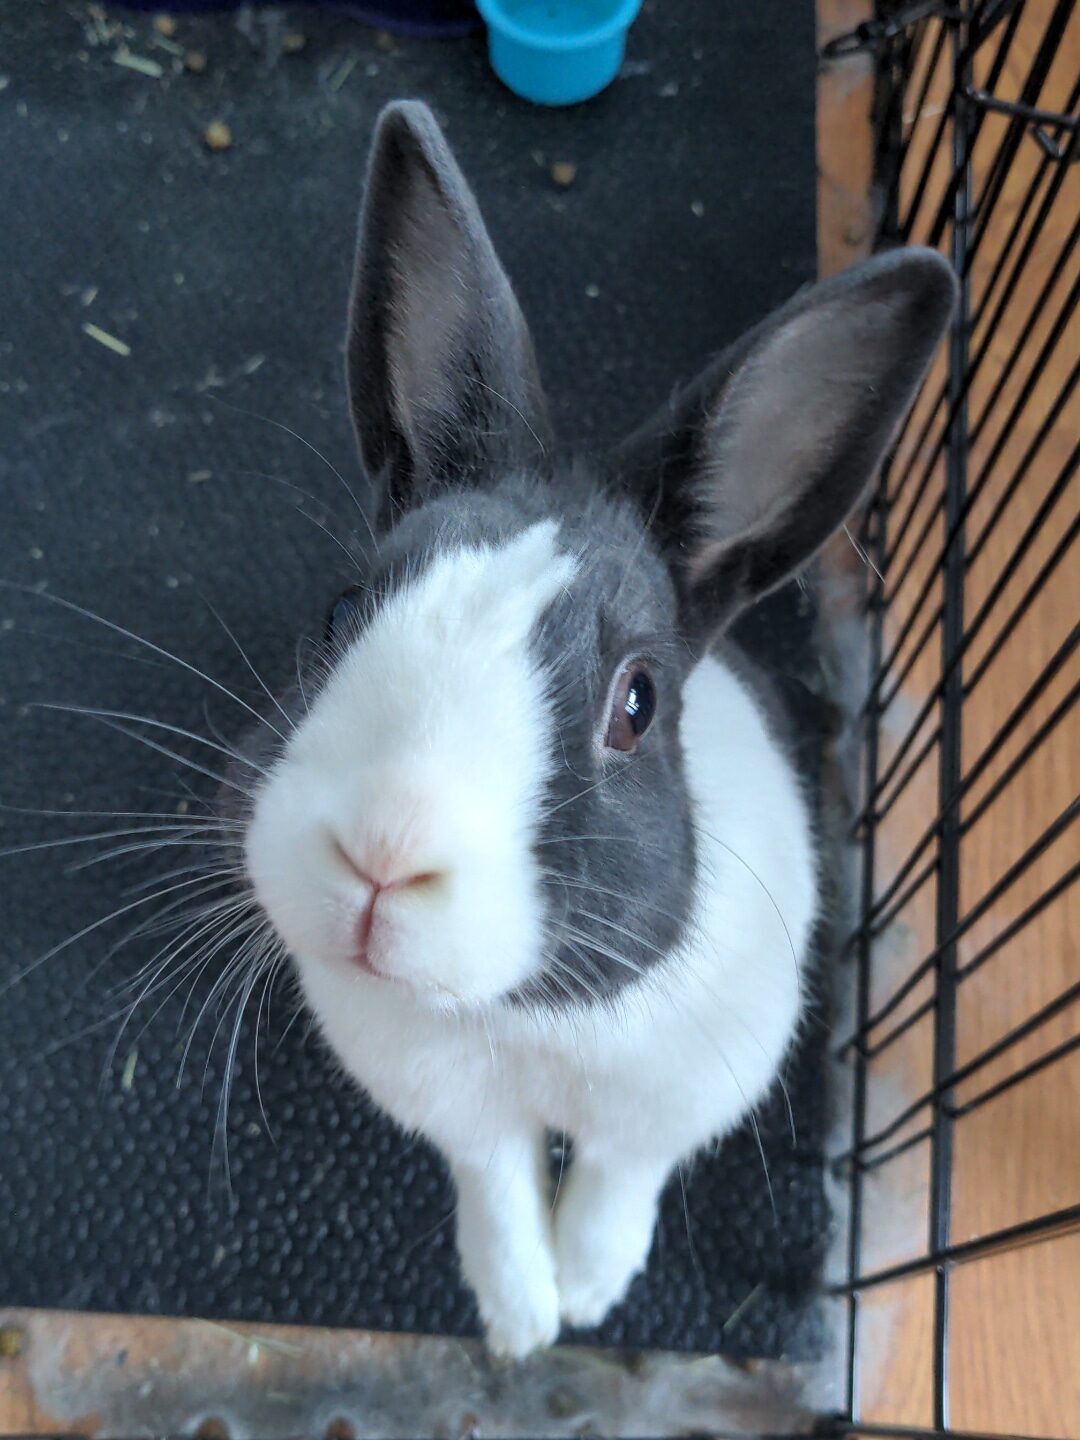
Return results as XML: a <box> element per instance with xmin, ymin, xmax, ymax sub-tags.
<box><xmin>474</xmin><ymin>1254</ymin><xmax>561</xmax><ymax>1360</ymax></box>
<box><xmin>452</xmin><ymin>1139</ymin><xmax>560</xmax><ymax>1361</ymax></box>
<box><xmin>554</xmin><ymin>1163</ymin><xmax>660</xmax><ymax>1328</ymax></box>
<box><xmin>555</xmin><ymin>1226</ymin><xmax>650</xmax><ymax>1329</ymax></box>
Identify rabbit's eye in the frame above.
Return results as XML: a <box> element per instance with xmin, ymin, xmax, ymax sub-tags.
<box><xmin>326</xmin><ymin>586</ymin><xmax>366</xmax><ymax>645</ymax></box>
<box><xmin>606</xmin><ymin>665</ymin><xmax>656</xmax><ymax>752</ymax></box>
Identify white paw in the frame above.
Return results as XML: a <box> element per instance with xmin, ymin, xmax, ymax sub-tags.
<box><xmin>556</xmin><ymin>1246</ymin><xmax>646</xmax><ymax>1329</ymax></box>
<box><xmin>555</xmin><ymin>1220</ymin><xmax>652</xmax><ymax>1329</ymax></box>
<box><xmin>477</xmin><ymin>1261</ymin><xmax>561</xmax><ymax>1360</ymax></box>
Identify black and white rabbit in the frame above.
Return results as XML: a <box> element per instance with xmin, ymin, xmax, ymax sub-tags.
<box><xmin>242</xmin><ymin>101</ymin><xmax>955</xmax><ymax>1357</ymax></box>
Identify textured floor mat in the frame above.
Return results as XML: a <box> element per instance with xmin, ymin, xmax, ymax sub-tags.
<box><xmin>0</xmin><ymin>0</ymin><xmax>828</xmax><ymax>1357</ymax></box>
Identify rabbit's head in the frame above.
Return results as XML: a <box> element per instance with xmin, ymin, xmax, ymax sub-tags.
<box><xmin>243</xmin><ymin>101</ymin><xmax>955</xmax><ymax>1011</ymax></box>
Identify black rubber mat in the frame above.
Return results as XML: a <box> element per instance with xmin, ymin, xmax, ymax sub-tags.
<box><xmin>0</xmin><ymin>0</ymin><xmax>828</xmax><ymax>1357</ymax></box>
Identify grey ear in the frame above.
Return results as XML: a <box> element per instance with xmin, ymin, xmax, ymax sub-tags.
<box><xmin>346</xmin><ymin>100</ymin><xmax>551</xmax><ymax>521</ymax></box>
<box><xmin>613</xmin><ymin>248</ymin><xmax>957</xmax><ymax>641</ymax></box>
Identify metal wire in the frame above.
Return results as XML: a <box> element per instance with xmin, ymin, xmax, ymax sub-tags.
<box><xmin>826</xmin><ymin>0</ymin><xmax>1078</xmax><ymax>1433</ymax></box>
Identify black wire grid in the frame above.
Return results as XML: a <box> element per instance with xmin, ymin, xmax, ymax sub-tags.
<box><xmin>825</xmin><ymin>1</ymin><xmax>1078</xmax><ymax>1436</ymax></box>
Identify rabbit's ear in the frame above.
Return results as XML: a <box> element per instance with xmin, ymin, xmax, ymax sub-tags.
<box><xmin>612</xmin><ymin>249</ymin><xmax>956</xmax><ymax>642</ymax></box>
<box><xmin>347</xmin><ymin>101</ymin><xmax>551</xmax><ymax>523</ymax></box>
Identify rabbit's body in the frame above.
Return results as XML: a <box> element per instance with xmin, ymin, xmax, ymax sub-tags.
<box><xmin>298</xmin><ymin>644</ymin><xmax>812</xmax><ymax>1354</ymax></box>
<box><xmin>303</xmin><ymin>646</ymin><xmax>812</xmax><ymax>1147</ymax></box>
<box><xmin>238</xmin><ymin>102</ymin><xmax>955</xmax><ymax>1356</ymax></box>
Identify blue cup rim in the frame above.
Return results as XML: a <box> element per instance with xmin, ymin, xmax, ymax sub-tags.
<box><xmin>476</xmin><ymin>0</ymin><xmax>642</xmax><ymax>52</ymax></box>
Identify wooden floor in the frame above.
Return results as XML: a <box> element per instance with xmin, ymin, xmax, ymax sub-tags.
<box><xmin>819</xmin><ymin>1</ymin><xmax>1079</xmax><ymax>1435</ymax></box>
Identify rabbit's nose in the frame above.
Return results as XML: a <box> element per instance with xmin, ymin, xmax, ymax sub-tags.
<box><xmin>331</xmin><ymin>835</ymin><xmax>445</xmax><ymax>897</ymax></box>
<box><xmin>335</xmin><ymin>839</ymin><xmax>446</xmax><ymax>975</ymax></box>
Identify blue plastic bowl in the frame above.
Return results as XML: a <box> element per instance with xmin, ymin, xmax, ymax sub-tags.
<box><xmin>476</xmin><ymin>0</ymin><xmax>642</xmax><ymax>106</ymax></box>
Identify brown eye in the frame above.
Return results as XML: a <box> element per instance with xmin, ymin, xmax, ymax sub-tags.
<box><xmin>606</xmin><ymin>665</ymin><xmax>657</xmax><ymax>752</ymax></box>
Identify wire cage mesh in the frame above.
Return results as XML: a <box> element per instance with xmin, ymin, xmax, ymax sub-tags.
<box><xmin>828</xmin><ymin>0</ymin><xmax>1078</xmax><ymax>1435</ymax></box>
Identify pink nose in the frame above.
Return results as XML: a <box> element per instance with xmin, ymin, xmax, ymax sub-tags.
<box><xmin>359</xmin><ymin>868</ymin><xmax>442</xmax><ymax>900</ymax></box>
<box><xmin>333</xmin><ymin>837</ymin><xmax>442</xmax><ymax>894</ymax></box>
<box><xmin>333</xmin><ymin>838</ymin><xmax>443</xmax><ymax>960</ymax></box>
<box><xmin>352</xmin><ymin>869</ymin><xmax>442</xmax><ymax>963</ymax></box>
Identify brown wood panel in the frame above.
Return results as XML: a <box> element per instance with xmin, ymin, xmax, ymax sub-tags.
<box><xmin>950</xmin><ymin>1232</ymin><xmax>1080</xmax><ymax>1439</ymax></box>
<box><xmin>855</xmin><ymin>1274</ymin><xmax>936</xmax><ymax>1429</ymax></box>
<box><xmin>819</xmin><ymin>0</ymin><xmax>1080</xmax><ymax>1432</ymax></box>
<box><xmin>817</xmin><ymin>0</ymin><xmax>875</xmax><ymax>278</ymax></box>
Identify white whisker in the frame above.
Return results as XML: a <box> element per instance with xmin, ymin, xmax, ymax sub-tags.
<box><xmin>548</xmin><ymin>916</ymin><xmax>647</xmax><ymax>977</ymax></box>
<box><xmin>119</xmin><ymin>857</ymin><xmax>244</xmax><ymax>896</ymax></box>
<box><xmin>0</xmin><ymin>581</ymin><xmax>289</xmax><ymax>744</ymax></box>
<box><xmin>469</xmin><ymin>376</ymin><xmax>547</xmax><ymax>459</ymax></box>
<box><xmin>103</xmin><ymin>897</ymin><xmax>257</xmax><ymax>1082</ymax></box>
<box><xmin>96</xmin><ymin>883</ymin><xmax>243</xmax><ymax>994</ymax></box>
<box><xmin>53</xmin><ymin>712</ymin><xmax>255</xmax><ymax>799</ymax></box>
<box><xmin>33</xmin><ymin>702</ymin><xmax>268</xmax><ymax>779</ymax></box>
<box><xmin>0</xmin><ymin>801</ymin><xmax>241</xmax><ymax>826</ymax></box>
<box><xmin>0</xmin><ymin>870</ymin><xmax>249</xmax><ymax>998</ymax></box>
<box><xmin>67</xmin><ymin>835</ymin><xmax>244</xmax><ymax>876</ymax></box>
<box><xmin>200</xmin><ymin>596</ymin><xmax>296</xmax><ymax>737</ymax></box>
<box><xmin>206</xmin><ymin>394</ymin><xmax>376</xmax><ymax>549</ymax></box>
<box><xmin>0</xmin><ymin>821</ymin><xmax>226</xmax><ymax>862</ymax></box>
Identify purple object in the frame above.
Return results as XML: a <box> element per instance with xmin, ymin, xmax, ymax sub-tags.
<box><xmin>115</xmin><ymin>0</ymin><xmax>481</xmax><ymax>40</ymax></box>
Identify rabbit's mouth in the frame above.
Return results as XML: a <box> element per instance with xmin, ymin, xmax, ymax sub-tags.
<box><xmin>344</xmin><ymin>944</ymin><xmax>459</xmax><ymax>1006</ymax></box>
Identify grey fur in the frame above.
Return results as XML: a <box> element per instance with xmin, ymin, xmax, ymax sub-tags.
<box><xmin>245</xmin><ymin>101</ymin><xmax>955</xmax><ymax>1011</ymax></box>
<box><xmin>346</xmin><ymin>100</ymin><xmax>552</xmax><ymax>529</ymax></box>
<box><xmin>614</xmin><ymin>247</ymin><xmax>958</xmax><ymax>644</ymax></box>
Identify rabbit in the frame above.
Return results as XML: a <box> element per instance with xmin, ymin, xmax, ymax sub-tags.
<box><xmin>240</xmin><ymin>100</ymin><xmax>956</xmax><ymax>1358</ymax></box>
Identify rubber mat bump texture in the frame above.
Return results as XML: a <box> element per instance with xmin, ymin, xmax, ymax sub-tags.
<box><xmin>0</xmin><ymin>0</ymin><xmax>828</xmax><ymax>1357</ymax></box>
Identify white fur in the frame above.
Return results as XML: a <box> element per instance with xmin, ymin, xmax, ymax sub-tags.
<box><xmin>246</xmin><ymin>520</ymin><xmax>575</xmax><ymax>1007</ymax></box>
<box><xmin>246</xmin><ymin>525</ymin><xmax>815</xmax><ymax>1358</ymax></box>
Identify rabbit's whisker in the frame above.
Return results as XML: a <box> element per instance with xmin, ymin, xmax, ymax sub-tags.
<box><xmin>106</xmin><ymin>891</ymin><xmax>252</xmax><ymax>1001</ymax></box>
<box><xmin>0</xmin><ymin>869</ymin><xmax>247</xmax><ymax>997</ymax></box>
<box><xmin>253</xmin><ymin>948</ymin><xmax>289</xmax><ymax>1142</ymax></box>
<box><xmin>118</xmin><ymin>858</ymin><xmax>243</xmax><ymax>898</ymax></box>
<box><xmin>0</xmin><ymin>821</ymin><xmax>232</xmax><ymax>862</ymax></box>
<box><xmin>0</xmin><ymin>581</ymin><xmax>290</xmax><ymax>744</ymax></box>
<box><xmin>206</xmin><ymin>394</ymin><xmax>377</xmax><ymax>550</ymax></box>
<box><xmin>104</xmin><ymin>899</ymin><xmax>259</xmax><ymax>1079</ymax></box>
<box><xmin>200</xmin><ymin>597</ymin><xmax>297</xmax><ymax>736</ymax></box>
<box><xmin>174</xmin><ymin>910</ymin><xmax>265</xmax><ymax>1041</ymax></box>
<box><xmin>0</xmin><ymin>800</ymin><xmax>241</xmax><ymax>826</ymax></box>
<box><xmin>33</xmin><ymin>702</ymin><xmax>268</xmax><ymax>780</ymax></box>
<box><xmin>698</xmin><ymin>826</ymin><xmax>801</xmax><ymax>994</ymax></box>
<box><xmin>207</xmin><ymin>932</ymin><xmax>279</xmax><ymax>1205</ymax></box>
<box><xmin>94</xmin><ymin>881</ymin><xmax>243</xmax><ymax>994</ymax></box>
<box><xmin>547</xmin><ymin>917</ymin><xmax>647</xmax><ymax>977</ymax></box>
<box><xmin>540</xmin><ymin>868</ymin><xmax>689</xmax><ymax>930</ymax></box>
<box><xmin>569</xmin><ymin>905</ymin><xmax>667</xmax><ymax>963</ymax></box>
<box><xmin>67</xmin><ymin>836</ymin><xmax>244</xmax><ymax>876</ymax></box>
<box><xmin>233</xmin><ymin>469</ymin><xmax>366</xmax><ymax>575</ymax></box>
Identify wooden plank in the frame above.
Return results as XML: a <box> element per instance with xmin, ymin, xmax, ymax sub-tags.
<box><xmin>0</xmin><ymin>1309</ymin><xmax>819</xmax><ymax>1439</ymax></box>
<box><xmin>817</xmin><ymin>0</ymin><xmax>876</xmax><ymax>278</ymax></box>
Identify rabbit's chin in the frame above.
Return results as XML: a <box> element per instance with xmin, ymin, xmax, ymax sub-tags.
<box><xmin>299</xmin><ymin>918</ymin><xmax>544</xmax><ymax>1014</ymax></box>
<box><xmin>296</xmin><ymin>949</ymin><xmax>479</xmax><ymax>1016</ymax></box>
